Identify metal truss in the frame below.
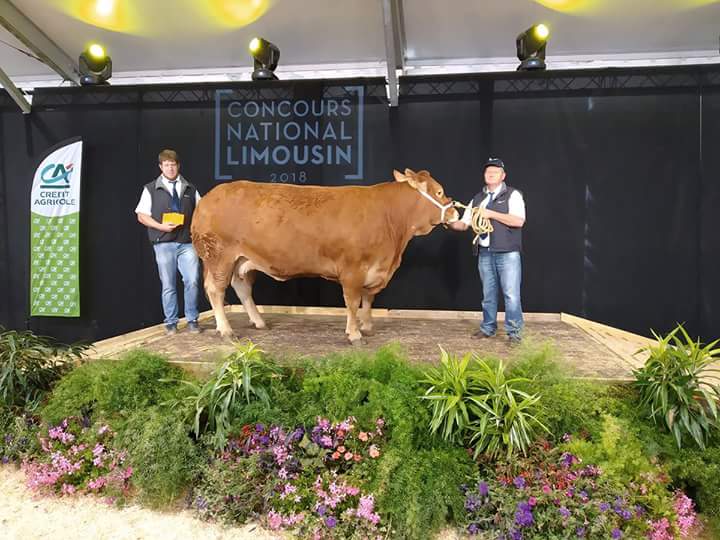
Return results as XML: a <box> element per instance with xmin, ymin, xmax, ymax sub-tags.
<box><xmin>399</xmin><ymin>65</ymin><xmax>720</xmax><ymax>99</ymax></box>
<box><xmin>21</xmin><ymin>80</ymin><xmax>387</xmax><ymax>109</ymax></box>
<box><xmin>4</xmin><ymin>67</ymin><xmax>720</xmax><ymax>111</ymax></box>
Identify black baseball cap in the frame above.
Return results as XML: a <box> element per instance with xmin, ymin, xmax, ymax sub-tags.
<box><xmin>483</xmin><ymin>157</ymin><xmax>505</xmax><ymax>170</ymax></box>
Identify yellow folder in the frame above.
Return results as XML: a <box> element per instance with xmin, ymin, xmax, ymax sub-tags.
<box><xmin>162</xmin><ymin>212</ymin><xmax>185</xmax><ymax>226</ymax></box>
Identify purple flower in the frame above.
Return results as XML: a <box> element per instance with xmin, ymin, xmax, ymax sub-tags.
<box><xmin>599</xmin><ymin>502</ymin><xmax>610</xmax><ymax>512</ymax></box>
<box><xmin>479</xmin><ymin>481</ymin><xmax>489</xmax><ymax>497</ymax></box>
<box><xmin>612</xmin><ymin>529</ymin><xmax>623</xmax><ymax>539</ymax></box>
<box><xmin>513</xmin><ymin>476</ymin><xmax>526</xmax><ymax>489</ymax></box>
<box><xmin>576</xmin><ymin>527</ymin><xmax>586</xmax><ymax>537</ymax></box>
<box><xmin>514</xmin><ymin>502</ymin><xmax>534</xmax><ymax>527</ymax></box>
<box><xmin>255</xmin><ymin>423</ymin><xmax>265</xmax><ymax>433</ymax></box>
<box><xmin>559</xmin><ymin>506</ymin><xmax>571</xmax><ymax>518</ymax></box>
<box><xmin>561</xmin><ymin>452</ymin><xmax>577</xmax><ymax>468</ymax></box>
<box><xmin>317</xmin><ymin>504</ymin><xmax>327</xmax><ymax>516</ymax></box>
<box><xmin>320</xmin><ymin>435</ymin><xmax>333</xmax><ymax>448</ymax></box>
<box><xmin>325</xmin><ymin>516</ymin><xmax>337</xmax><ymax>528</ymax></box>
<box><xmin>465</xmin><ymin>494</ymin><xmax>481</xmax><ymax>512</ymax></box>
<box><xmin>510</xmin><ymin>529</ymin><xmax>523</xmax><ymax>540</ymax></box>
<box><xmin>467</xmin><ymin>523</ymin><xmax>479</xmax><ymax>535</ymax></box>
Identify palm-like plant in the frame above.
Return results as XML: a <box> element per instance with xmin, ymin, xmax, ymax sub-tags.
<box><xmin>633</xmin><ymin>324</ymin><xmax>720</xmax><ymax>450</ymax></box>
<box><xmin>420</xmin><ymin>347</ymin><xmax>479</xmax><ymax>442</ymax></box>
<box><xmin>467</xmin><ymin>359</ymin><xmax>548</xmax><ymax>460</ymax></box>
<box><xmin>420</xmin><ymin>348</ymin><xmax>547</xmax><ymax>459</ymax></box>
<box><xmin>168</xmin><ymin>339</ymin><xmax>282</xmax><ymax>450</ymax></box>
<box><xmin>0</xmin><ymin>327</ymin><xmax>89</xmax><ymax>409</ymax></box>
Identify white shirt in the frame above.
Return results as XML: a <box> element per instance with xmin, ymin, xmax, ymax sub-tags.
<box><xmin>460</xmin><ymin>183</ymin><xmax>526</xmax><ymax>247</ymax></box>
<box><xmin>135</xmin><ymin>175</ymin><xmax>201</xmax><ymax>215</ymax></box>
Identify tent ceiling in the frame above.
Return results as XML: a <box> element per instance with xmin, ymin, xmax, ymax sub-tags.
<box><xmin>1</xmin><ymin>0</ymin><xmax>719</xmax><ymax>87</ymax></box>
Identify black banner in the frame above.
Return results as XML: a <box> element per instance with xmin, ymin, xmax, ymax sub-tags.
<box><xmin>1</xmin><ymin>70</ymin><xmax>719</xmax><ymax>343</ymax></box>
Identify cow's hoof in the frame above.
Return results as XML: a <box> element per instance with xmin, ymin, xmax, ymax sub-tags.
<box><xmin>361</xmin><ymin>327</ymin><xmax>375</xmax><ymax>336</ymax></box>
<box><xmin>348</xmin><ymin>333</ymin><xmax>365</xmax><ymax>346</ymax></box>
<box><xmin>254</xmin><ymin>321</ymin><xmax>267</xmax><ymax>330</ymax></box>
<box><xmin>217</xmin><ymin>328</ymin><xmax>235</xmax><ymax>339</ymax></box>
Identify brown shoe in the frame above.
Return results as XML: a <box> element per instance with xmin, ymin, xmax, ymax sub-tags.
<box><xmin>471</xmin><ymin>329</ymin><xmax>495</xmax><ymax>339</ymax></box>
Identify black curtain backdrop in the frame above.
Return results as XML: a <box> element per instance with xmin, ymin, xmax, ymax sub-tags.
<box><xmin>0</xmin><ymin>67</ymin><xmax>718</xmax><ymax>343</ymax></box>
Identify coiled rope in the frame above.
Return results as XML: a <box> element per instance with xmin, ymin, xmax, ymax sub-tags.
<box><xmin>452</xmin><ymin>201</ymin><xmax>493</xmax><ymax>245</ymax></box>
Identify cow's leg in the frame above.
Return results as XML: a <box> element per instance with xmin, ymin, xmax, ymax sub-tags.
<box><xmin>360</xmin><ymin>292</ymin><xmax>376</xmax><ymax>336</ymax></box>
<box><xmin>341</xmin><ymin>284</ymin><xmax>363</xmax><ymax>344</ymax></box>
<box><xmin>204</xmin><ymin>259</ymin><xmax>235</xmax><ymax>338</ymax></box>
<box><xmin>231</xmin><ymin>269</ymin><xmax>266</xmax><ymax>329</ymax></box>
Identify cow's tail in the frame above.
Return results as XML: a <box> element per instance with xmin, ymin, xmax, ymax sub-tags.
<box><xmin>191</xmin><ymin>231</ymin><xmax>218</xmax><ymax>261</ymax></box>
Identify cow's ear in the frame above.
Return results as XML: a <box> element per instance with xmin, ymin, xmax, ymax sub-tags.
<box><xmin>404</xmin><ymin>168</ymin><xmax>416</xmax><ymax>176</ymax></box>
<box><xmin>393</xmin><ymin>169</ymin><xmax>407</xmax><ymax>182</ymax></box>
<box><xmin>408</xmin><ymin>177</ymin><xmax>428</xmax><ymax>192</ymax></box>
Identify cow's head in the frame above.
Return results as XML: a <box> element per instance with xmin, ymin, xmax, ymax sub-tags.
<box><xmin>394</xmin><ymin>168</ymin><xmax>459</xmax><ymax>234</ymax></box>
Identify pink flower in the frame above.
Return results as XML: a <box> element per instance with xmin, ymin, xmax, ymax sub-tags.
<box><xmin>369</xmin><ymin>445</ymin><xmax>380</xmax><ymax>458</ymax></box>
<box><xmin>267</xmin><ymin>510</ymin><xmax>283</xmax><ymax>530</ymax></box>
<box><xmin>529</xmin><ymin>497</ymin><xmax>537</xmax><ymax>507</ymax></box>
<box><xmin>344</xmin><ymin>452</ymin><xmax>354</xmax><ymax>461</ymax></box>
<box><xmin>337</xmin><ymin>445</ymin><xmax>346</xmax><ymax>453</ymax></box>
<box><xmin>354</xmin><ymin>454</ymin><xmax>362</xmax><ymax>462</ymax></box>
<box><xmin>87</xmin><ymin>476</ymin><xmax>107</xmax><ymax>491</ymax></box>
<box><xmin>358</xmin><ymin>432</ymin><xmax>369</xmax><ymax>441</ymax></box>
<box><xmin>542</xmin><ymin>484</ymin><xmax>552</xmax><ymax>494</ymax></box>
<box><xmin>331</xmin><ymin>451</ymin><xmax>341</xmax><ymax>460</ymax></box>
<box><xmin>61</xmin><ymin>483</ymin><xmax>76</xmax><ymax>495</ymax></box>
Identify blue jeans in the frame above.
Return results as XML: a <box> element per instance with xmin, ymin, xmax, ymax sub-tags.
<box><xmin>153</xmin><ymin>242</ymin><xmax>201</xmax><ymax>326</ymax></box>
<box><xmin>478</xmin><ymin>250</ymin><xmax>523</xmax><ymax>338</ymax></box>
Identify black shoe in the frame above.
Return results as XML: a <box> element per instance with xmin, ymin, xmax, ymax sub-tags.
<box><xmin>187</xmin><ymin>321</ymin><xmax>203</xmax><ymax>334</ymax></box>
<box><xmin>471</xmin><ymin>329</ymin><xmax>495</xmax><ymax>339</ymax></box>
<box><xmin>165</xmin><ymin>324</ymin><xmax>177</xmax><ymax>336</ymax></box>
<box><xmin>508</xmin><ymin>334</ymin><xmax>522</xmax><ymax>345</ymax></box>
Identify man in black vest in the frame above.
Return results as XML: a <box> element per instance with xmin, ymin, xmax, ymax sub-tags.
<box><xmin>449</xmin><ymin>158</ymin><xmax>526</xmax><ymax>343</ymax></box>
<box><xmin>135</xmin><ymin>149</ymin><xmax>203</xmax><ymax>335</ymax></box>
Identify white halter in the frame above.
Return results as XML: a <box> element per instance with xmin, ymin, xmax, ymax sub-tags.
<box><xmin>417</xmin><ymin>189</ymin><xmax>455</xmax><ymax>223</ymax></box>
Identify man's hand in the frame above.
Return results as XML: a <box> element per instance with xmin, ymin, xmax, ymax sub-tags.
<box><xmin>158</xmin><ymin>223</ymin><xmax>179</xmax><ymax>233</ymax></box>
<box><xmin>137</xmin><ymin>213</ymin><xmax>181</xmax><ymax>232</ymax></box>
<box><xmin>447</xmin><ymin>221</ymin><xmax>469</xmax><ymax>231</ymax></box>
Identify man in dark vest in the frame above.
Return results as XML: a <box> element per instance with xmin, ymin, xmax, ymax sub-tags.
<box><xmin>135</xmin><ymin>149</ymin><xmax>203</xmax><ymax>335</ymax></box>
<box><xmin>449</xmin><ymin>158</ymin><xmax>526</xmax><ymax>343</ymax></box>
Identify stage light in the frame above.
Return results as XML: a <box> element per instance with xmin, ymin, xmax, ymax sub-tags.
<box><xmin>95</xmin><ymin>0</ymin><xmax>114</xmax><ymax>17</ymax></box>
<box><xmin>249</xmin><ymin>37</ymin><xmax>280</xmax><ymax>81</ymax></box>
<box><xmin>516</xmin><ymin>23</ymin><xmax>550</xmax><ymax>71</ymax></box>
<box><xmin>79</xmin><ymin>42</ymin><xmax>113</xmax><ymax>85</ymax></box>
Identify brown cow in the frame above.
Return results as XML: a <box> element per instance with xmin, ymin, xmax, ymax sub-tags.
<box><xmin>190</xmin><ymin>168</ymin><xmax>459</xmax><ymax>343</ymax></box>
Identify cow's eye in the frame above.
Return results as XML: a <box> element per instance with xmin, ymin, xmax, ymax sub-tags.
<box><xmin>436</xmin><ymin>190</ymin><xmax>443</xmax><ymax>197</ymax></box>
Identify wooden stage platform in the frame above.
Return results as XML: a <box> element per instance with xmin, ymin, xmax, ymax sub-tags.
<box><xmin>91</xmin><ymin>306</ymin><xmax>654</xmax><ymax>382</ymax></box>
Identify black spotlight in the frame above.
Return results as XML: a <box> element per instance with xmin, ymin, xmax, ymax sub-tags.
<box><xmin>249</xmin><ymin>37</ymin><xmax>280</xmax><ymax>81</ymax></box>
<box><xmin>516</xmin><ymin>24</ymin><xmax>550</xmax><ymax>71</ymax></box>
<box><xmin>79</xmin><ymin>43</ymin><xmax>112</xmax><ymax>85</ymax></box>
